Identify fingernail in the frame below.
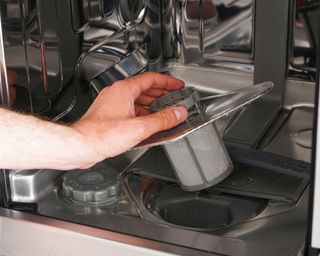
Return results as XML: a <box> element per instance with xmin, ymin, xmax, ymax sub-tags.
<box><xmin>174</xmin><ymin>108</ymin><xmax>182</xmax><ymax>120</ymax></box>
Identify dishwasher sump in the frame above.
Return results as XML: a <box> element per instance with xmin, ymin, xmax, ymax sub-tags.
<box><xmin>125</xmin><ymin>146</ymin><xmax>309</xmax><ymax>232</ymax></box>
<box><xmin>142</xmin><ymin>183</ymin><xmax>267</xmax><ymax>230</ymax></box>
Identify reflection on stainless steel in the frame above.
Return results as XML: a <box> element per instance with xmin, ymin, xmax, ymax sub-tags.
<box><xmin>78</xmin><ymin>45</ymin><xmax>148</xmax><ymax>99</ymax></box>
<box><xmin>81</xmin><ymin>0</ymin><xmax>147</xmax><ymax>47</ymax></box>
<box><xmin>284</xmin><ymin>79</ymin><xmax>315</xmax><ymax>109</ymax></box>
<box><xmin>53</xmin><ymin>1</ymin><xmax>147</xmax><ymax>121</ymax></box>
<box><xmin>80</xmin><ymin>1</ymin><xmax>161</xmax><ymax>67</ymax></box>
<box><xmin>90</xmin><ymin>47</ymin><xmax>148</xmax><ymax>95</ymax></box>
<box><xmin>295</xmin><ymin>129</ymin><xmax>312</xmax><ymax>148</ymax></box>
<box><xmin>164</xmin><ymin>0</ymin><xmax>253</xmax><ymax>64</ymax></box>
<box><xmin>290</xmin><ymin>0</ymin><xmax>320</xmax><ymax>78</ymax></box>
<box><xmin>71</xmin><ymin>0</ymin><xmax>145</xmax><ymax>35</ymax></box>
<box><xmin>80</xmin><ymin>47</ymin><xmax>130</xmax><ymax>81</ymax></box>
<box><xmin>82</xmin><ymin>3</ymin><xmax>146</xmax><ymax>53</ymax></box>
<box><xmin>202</xmin><ymin>0</ymin><xmax>253</xmax><ymax>61</ymax></box>
<box><xmin>1</xmin><ymin>0</ymin><xmax>79</xmax><ymax>114</ymax></box>
<box><xmin>69</xmin><ymin>0</ymin><xmax>115</xmax><ymax>33</ymax></box>
<box><xmin>262</xmin><ymin>107</ymin><xmax>314</xmax><ymax>163</ymax></box>
<box><xmin>164</xmin><ymin>62</ymin><xmax>254</xmax><ymax>92</ymax></box>
<box><xmin>257</xmin><ymin>80</ymin><xmax>314</xmax><ymax>163</ymax></box>
<box><xmin>0</xmin><ymin>5</ymin><xmax>10</xmax><ymax>106</ymax></box>
<box><xmin>9</xmin><ymin>169</ymin><xmax>60</xmax><ymax>203</ymax></box>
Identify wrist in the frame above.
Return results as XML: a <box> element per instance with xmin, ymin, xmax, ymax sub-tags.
<box><xmin>69</xmin><ymin>122</ymin><xmax>106</xmax><ymax>169</ymax></box>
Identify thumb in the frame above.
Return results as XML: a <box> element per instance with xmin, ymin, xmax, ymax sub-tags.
<box><xmin>140</xmin><ymin>106</ymin><xmax>188</xmax><ymax>137</ymax></box>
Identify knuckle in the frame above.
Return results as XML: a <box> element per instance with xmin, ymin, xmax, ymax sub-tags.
<box><xmin>158</xmin><ymin>109</ymin><xmax>175</xmax><ymax>129</ymax></box>
<box><xmin>112</xmin><ymin>81</ymin><xmax>123</xmax><ymax>88</ymax></box>
<box><xmin>110</xmin><ymin>81</ymin><xmax>123</xmax><ymax>90</ymax></box>
<box><xmin>114</xmin><ymin>79</ymin><xmax>132</xmax><ymax>93</ymax></box>
<box><xmin>100</xmin><ymin>86</ymin><xmax>110</xmax><ymax>95</ymax></box>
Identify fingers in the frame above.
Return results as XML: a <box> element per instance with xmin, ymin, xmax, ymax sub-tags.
<box><xmin>136</xmin><ymin>88</ymin><xmax>170</xmax><ymax>106</ymax></box>
<box><xmin>136</xmin><ymin>95</ymin><xmax>156</xmax><ymax>106</ymax></box>
<box><xmin>143</xmin><ymin>88</ymin><xmax>168</xmax><ymax>98</ymax></box>
<box><xmin>138</xmin><ymin>106</ymin><xmax>188</xmax><ymax>137</ymax></box>
<box><xmin>135</xmin><ymin>104</ymin><xmax>150</xmax><ymax>116</ymax></box>
<box><xmin>121</xmin><ymin>72</ymin><xmax>184</xmax><ymax>100</ymax></box>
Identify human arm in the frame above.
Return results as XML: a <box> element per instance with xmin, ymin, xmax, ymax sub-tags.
<box><xmin>0</xmin><ymin>72</ymin><xmax>188</xmax><ymax>170</ymax></box>
<box><xmin>0</xmin><ymin>108</ymin><xmax>94</xmax><ymax>170</ymax></box>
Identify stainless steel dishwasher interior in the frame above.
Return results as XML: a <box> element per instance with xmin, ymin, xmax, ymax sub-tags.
<box><xmin>5</xmin><ymin>42</ymin><xmax>315</xmax><ymax>256</ymax></box>
<box><xmin>6</xmin><ymin>66</ymin><xmax>313</xmax><ymax>255</ymax></box>
<box><xmin>0</xmin><ymin>0</ymin><xmax>317</xmax><ymax>255</ymax></box>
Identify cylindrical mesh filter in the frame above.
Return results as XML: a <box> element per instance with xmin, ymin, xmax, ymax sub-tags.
<box><xmin>164</xmin><ymin>123</ymin><xmax>232</xmax><ymax>191</ymax></box>
<box><xmin>150</xmin><ymin>87</ymin><xmax>233</xmax><ymax>191</ymax></box>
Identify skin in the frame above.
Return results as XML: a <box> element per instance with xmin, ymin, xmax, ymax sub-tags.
<box><xmin>0</xmin><ymin>72</ymin><xmax>188</xmax><ymax>170</ymax></box>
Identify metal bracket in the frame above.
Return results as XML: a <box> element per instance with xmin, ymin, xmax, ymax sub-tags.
<box><xmin>224</xmin><ymin>0</ymin><xmax>291</xmax><ymax>147</ymax></box>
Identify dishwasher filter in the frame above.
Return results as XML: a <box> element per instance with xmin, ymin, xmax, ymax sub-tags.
<box><xmin>135</xmin><ymin>82</ymin><xmax>273</xmax><ymax>191</ymax></box>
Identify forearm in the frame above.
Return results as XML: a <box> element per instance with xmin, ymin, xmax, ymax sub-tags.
<box><xmin>0</xmin><ymin>108</ymin><xmax>96</xmax><ymax>170</ymax></box>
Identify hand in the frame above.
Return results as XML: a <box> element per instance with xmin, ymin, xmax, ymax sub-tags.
<box><xmin>71</xmin><ymin>72</ymin><xmax>188</xmax><ymax>168</ymax></box>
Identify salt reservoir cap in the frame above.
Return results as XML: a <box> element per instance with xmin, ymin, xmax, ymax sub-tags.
<box><xmin>62</xmin><ymin>166</ymin><xmax>121</xmax><ymax>206</ymax></box>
